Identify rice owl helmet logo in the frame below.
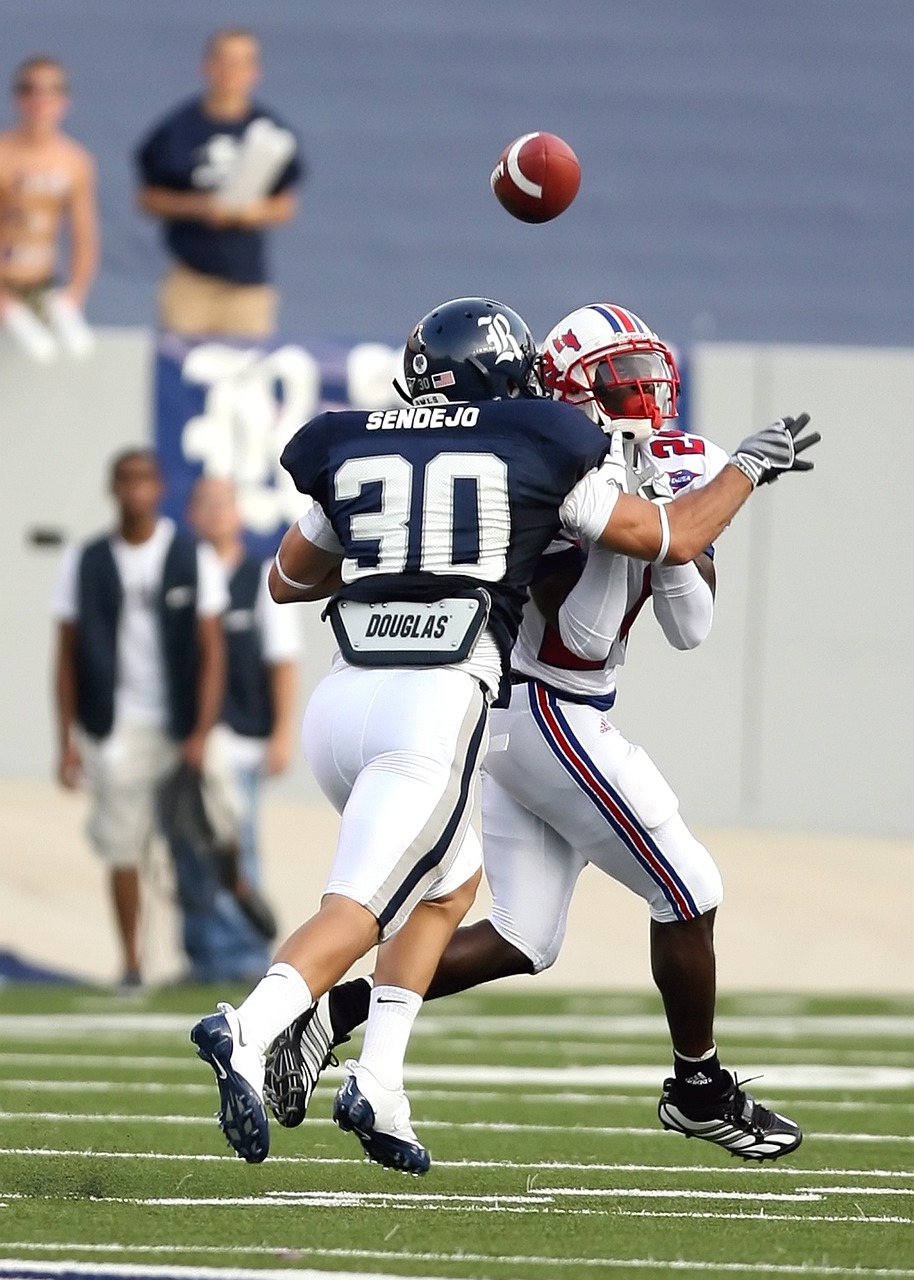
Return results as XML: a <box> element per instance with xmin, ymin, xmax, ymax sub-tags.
<box><xmin>477</xmin><ymin>313</ymin><xmax>524</xmax><ymax>364</ymax></box>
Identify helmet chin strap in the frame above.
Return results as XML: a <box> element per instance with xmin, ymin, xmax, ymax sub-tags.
<box><xmin>613</xmin><ymin>417</ymin><xmax>656</xmax><ymax>442</ymax></box>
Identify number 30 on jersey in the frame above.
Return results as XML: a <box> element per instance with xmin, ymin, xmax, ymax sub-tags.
<box><xmin>334</xmin><ymin>452</ymin><xmax>510</xmax><ymax>580</ymax></box>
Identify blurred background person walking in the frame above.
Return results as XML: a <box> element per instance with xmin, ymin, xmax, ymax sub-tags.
<box><xmin>52</xmin><ymin>449</ymin><xmax>227</xmax><ymax>989</ymax></box>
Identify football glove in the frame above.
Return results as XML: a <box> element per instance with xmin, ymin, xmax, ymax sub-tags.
<box><xmin>602</xmin><ymin>429</ymin><xmax>629</xmax><ymax>491</ymax></box>
<box><xmin>729</xmin><ymin>413</ymin><xmax>819</xmax><ymax>487</ymax></box>
<box><xmin>635</xmin><ymin>465</ymin><xmax>675</xmax><ymax>505</ymax></box>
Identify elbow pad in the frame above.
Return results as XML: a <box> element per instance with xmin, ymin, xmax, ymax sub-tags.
<box><xmin>651</xmin><ymin>563</ymin><xmax>714</xmax><ymax>650</ymax></box>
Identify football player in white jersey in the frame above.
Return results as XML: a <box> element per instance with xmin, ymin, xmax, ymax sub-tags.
<box><xmin>264</xmin><ymin>303</ymin><xmax>811</xmax><ymax>1164</ymax></box>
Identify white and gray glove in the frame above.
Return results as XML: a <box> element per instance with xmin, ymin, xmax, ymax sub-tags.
<box><xmin>635</xmin><ymin>463</ymin><xmax>675</xmax><ymax>505</ymax></box>
<box><xmin>602</xmin><ymin>429</ymin><xmax>629</xmax><ymax>492</ymax></box>
<box><xmin>729</xmin><ymin>412</ymin><xmax>820</xmax><ymax>488</ymax></box>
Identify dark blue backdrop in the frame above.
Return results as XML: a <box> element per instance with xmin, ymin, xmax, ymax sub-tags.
<box><xmin>3</xmin><ymin>1</ymin><xmax>912</xmax><ymax>348</ymax></box>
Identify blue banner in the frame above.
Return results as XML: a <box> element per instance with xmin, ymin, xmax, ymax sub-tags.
<box><xmin>153</xmin><ymin>331</ymin><xmax>402</xmax><ymax>560</ymax></box>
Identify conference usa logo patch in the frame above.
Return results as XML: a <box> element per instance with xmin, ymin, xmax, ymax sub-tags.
<box><xmin>669</xmin><ymin>468</ymin><xmax>699</xmax><ymax>492</ymax></box>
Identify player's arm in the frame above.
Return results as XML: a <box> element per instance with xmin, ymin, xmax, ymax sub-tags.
<box><xmin>182</xmin><ymin>613</ymin><xmax>226</xmax><ymax>772</ymax></box>
<box><xmin>553</xmin><ymin>544</ymin><xmax>631</xmax><ymax>663</ymax></box>
<box><xmin>569</xmin><ymin>416</ymin><xmax>820</xmax><ymax>565</ymax></box>
<box><xmin>651</xmin><ymin>552</ymin><xmax>716</xmax><ymax>650</ymax></box>
<box><xmin>136</xmin><ymin>186</ymin><xmax>219</xmax><ymax>222</ymax></box>
<box><xmin>269</xmin><ymin>521</ymin><xmax>343</xmax><ymax>604</ymax></box>
<box><xmin>54</xmin><ymin>620</ymin><xmax>81</xmax><ymax>788</ymax></box>
<box><xmin>64</xmin><ymin>151</ymin><xmax>99</xmax><ymax>307</ymax></box>
<box><xmin>531</xmin><ymin>548</ymin><xmax>627</xmax><ymax>664</ymax></box>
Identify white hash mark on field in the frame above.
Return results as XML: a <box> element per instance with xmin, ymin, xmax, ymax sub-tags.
<box><xmin>4</xmin><ymin>1186</ymin><xmax>913</xmax><ymax>1211</ymax></box>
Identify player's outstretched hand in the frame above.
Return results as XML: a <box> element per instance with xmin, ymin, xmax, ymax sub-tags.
<box><xmin>729</xmin><ymin>413</ymin><xmax>820</xmax><ymax>488</ymax></box>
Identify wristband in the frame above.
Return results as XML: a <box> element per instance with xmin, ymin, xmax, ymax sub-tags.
<box><xmin>274</xmin><ymin>550</ymin><xmax>317</xmax><ymax>592</ymax></box>
<box><xmin>728</xmin><ymin>451</ymin><xmax>766</xmax><ymax>488</ymax></box>
<box><xmin>653</xmin><ymin>503</ymin><xmax>671</xmax><ymax>565</ymax></box>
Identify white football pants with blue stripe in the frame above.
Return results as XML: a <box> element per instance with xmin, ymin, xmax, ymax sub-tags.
<box><xmin>481</xmin><ymin>680</ymin><xmax>723</xmax><ymax>972</ymax></box>
<box><xmin>302</xmin><ymin>664</ymin><xmax>487</xmax><ymax>941</ymax></box>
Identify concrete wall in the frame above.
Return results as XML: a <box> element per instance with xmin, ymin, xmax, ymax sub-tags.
<box><xmin>615</xmin><ymin>344</ymin><xmax>914</xmax><ymax>837</ymax></box>
<box><xmin>2</xmin><ymin>331</ymin><xmax>911</xmax><ymax>837</ymax></box>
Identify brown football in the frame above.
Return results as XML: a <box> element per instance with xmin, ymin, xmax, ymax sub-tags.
<box><xmin>490</xmin><ymin>132</ymin><xmax>581</xmax><ymax>223</ymax></box>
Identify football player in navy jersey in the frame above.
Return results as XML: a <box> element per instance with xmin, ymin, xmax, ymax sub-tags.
<box><xmin>191</xmin><ymin>297</ymin><xmax>818</xmax><ymax>1174</ymax></box>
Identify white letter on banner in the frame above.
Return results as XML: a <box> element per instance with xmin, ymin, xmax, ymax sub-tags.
<box><xmin>181</xmin><ymin>343</ymin><xmax>321</xmax><ymax>533</ymax></box>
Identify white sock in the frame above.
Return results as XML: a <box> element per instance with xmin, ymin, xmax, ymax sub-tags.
<box><xmin>358</xmin><ymin>985</ymin><xmax>422</xmax><ymax>1092</ymax></box>
<box><xmin>46</xmin><ymin>290</ymin><xmax>95</xmax><ymax>358</ymax></box>
<box><xmin>3</xmin><ymin>300</ymin><xmax>57</xmax><ymax>362</ymax></box>
<box><xmin>236</xmin><ymin>962</ymin><xmax>314</xmax><ymax>1055</ymax></box>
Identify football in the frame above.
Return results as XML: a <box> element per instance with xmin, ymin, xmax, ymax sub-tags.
<box><xmin>490</xmin><ymin>132</ymin><xmax>581</xmax><ymax>223</ymax></box>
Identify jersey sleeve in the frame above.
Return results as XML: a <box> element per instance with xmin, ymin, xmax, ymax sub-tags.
<box><xmin>256</xmin><ymin>561</ymin><xmax>301</xmax><ymax>662</ymax></box>
<box><xmin>195</xmin><ymin>543</ymin><xmax>230</xmax><ymax>617</ymax></box>
<box><xmin>51</xmin><ymin>544</ymin><xmax>81</xmax><ymax>622</ymax></box>
<box><xmin>279</xmin><ymin>414</ymin><xmax>332</xmax><ymax>501</ymax></box>
<box><xmin>297</xmin><ymin>500</ymin><xmax>344</xmax><ymax>553</ymax></box>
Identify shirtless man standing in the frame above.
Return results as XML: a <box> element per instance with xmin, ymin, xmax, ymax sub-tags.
<box><xmin>0</xmin><ymin>56</ymin><xmax>98</xmax><ymax>359</ymax></box>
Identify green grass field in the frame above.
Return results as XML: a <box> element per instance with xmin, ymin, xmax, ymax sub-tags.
<box><xmin>0</xmin><ymin>984</ymin><xmax>912</xmax><ymax>1279</ymax></box>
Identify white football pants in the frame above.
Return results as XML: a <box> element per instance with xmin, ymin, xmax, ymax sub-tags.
<box><xmin>482</xmin><ymin>679</ymin><xmax>723</xmax><ymax>971</ymax></box>
<box><xmin>302</xmin><ymin>664</ymin><xmax>488</xmax><ymax>940</ymax></box>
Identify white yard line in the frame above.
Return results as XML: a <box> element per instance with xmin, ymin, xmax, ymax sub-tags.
<box><xmin>2</xmin><ymin>1012</ymin><xmax>914</xmax><ymax>1039</ymax></box>
<box><xmin>617</xmin><ymin>1211</ymin><xmax>912</xmax><ymax>1224</ymax></box>
<box><xmin>1</xmin><ymin>1242</ymin><xmax>913</xmax><ymax>1277</ymax></box>
<box><xmin>0</xmin><ymin>1080</ymin><xmax>210</xmax><ymax>1095</ymax></box>
<box><xmin>4</xmin><ymin>1185</ymin><xmax>913</xmax><ymax>1211</ymax></box>
<box><xmin>0</xmin><ymin>1261</ymin><xmax>448</xmax><ymax>1280</ymax></box>
<box><xmin>0</xmin><ymin>1109</ymin><xmax>912</xmax><ymax>1143</ymax></box>
<box><xmin>2</xmin><ymin>1189</ymin><xmax>826</xmax><ymax>1206</ymax></box>
<box><xmin>5</xmin><ymin>1061</ymin><xmax>914</xmax><ymax>1090</ymax></box>
<box><xmin>2</xmin><ymin>1079</ymin><xmax>911</xmax><ymax>1115</ymax></box>
<box><xmin>3</xmin><ymin>1146</ymin><xmax>914</xmax><ymax>1181</ymax></box>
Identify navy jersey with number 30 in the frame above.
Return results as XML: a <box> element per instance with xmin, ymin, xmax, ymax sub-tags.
<box><xmin>280</xmin><ymin>397</ymin><xmax>608</xmax><ymax>665</ymax></box>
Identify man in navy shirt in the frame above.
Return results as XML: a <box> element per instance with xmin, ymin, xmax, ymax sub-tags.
<box><xmin>135</xmin><ymin>28</ymin><xmax>303</xmax><ymax>338</ymax></box>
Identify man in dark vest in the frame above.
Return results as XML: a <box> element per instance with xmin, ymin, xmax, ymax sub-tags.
<box><xmin>52</xmin><ymin>448</ymin><xmax>227</xmax><ymax>987</ymax></box>
<box><xmin>184</xmin><ymin>475</ymin><xmax>299</xmax><ymax>978</ymax></box>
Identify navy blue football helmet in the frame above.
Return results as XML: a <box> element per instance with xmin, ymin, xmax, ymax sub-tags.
<box><xmin>399</xmin><ymin>297</ymin><xmax>544</xmax><ymax>405</ymax></box>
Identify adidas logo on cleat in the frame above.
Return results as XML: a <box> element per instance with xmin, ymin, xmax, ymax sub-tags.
<box><xmin>658</xmin><ymin>1071</ymin><xmax>802</xmax><ymax>1162</ymax></box>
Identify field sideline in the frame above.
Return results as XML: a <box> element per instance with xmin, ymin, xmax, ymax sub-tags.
<box><xmin>0</xmin><ymin>985</ymin><xmax>912</xmax><ymax>1279</ymax></box>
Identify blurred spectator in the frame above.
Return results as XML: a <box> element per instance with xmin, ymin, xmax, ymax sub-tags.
<box><xmin>52</xmin><ymin>449</ymin><xmax>227</xmax><ymax>989</ymax></box>
<box><xmin>180</xmin><ymin>475</ymin><xmax>300</xmax><ymax>979</ymax></box>
<box><xmin>135</xmin><ymin>28</ymin><xmax>303</xmax><ymax>339</ymax></box>
<box><xmin>0</xmin><ymin>55</ymin><xmax>98</xmax><ymax>361</ymax></box>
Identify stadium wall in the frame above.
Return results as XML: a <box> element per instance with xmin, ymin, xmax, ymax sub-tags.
<box><xmin>1</xmin><ymin>329</ymin><xmax>910</xmax><ymax>840</ymax></box>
